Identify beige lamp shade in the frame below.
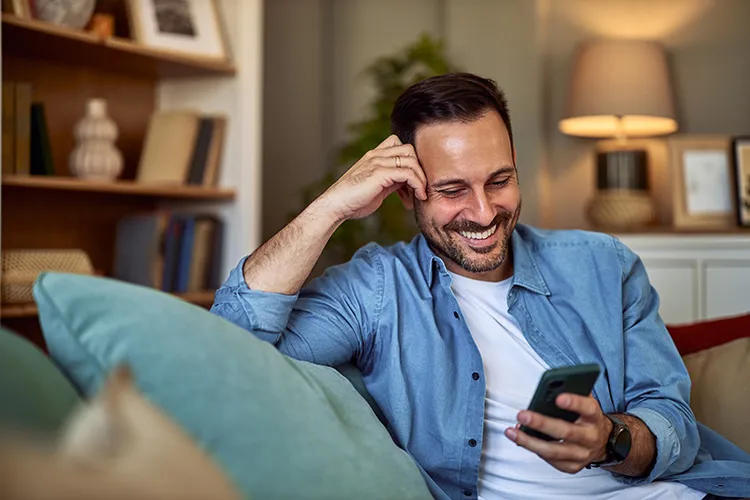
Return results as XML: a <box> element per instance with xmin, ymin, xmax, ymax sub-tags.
<box><xmin>559</xmin><ymin>40</ymin><xmax>678</xmax><ymax>138</ymax></box>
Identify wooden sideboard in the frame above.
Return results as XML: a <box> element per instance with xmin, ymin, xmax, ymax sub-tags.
<box><xmin>616</xmin><ymin>233</ymin><xmax>750</xmax><ymax>325</ymax></box>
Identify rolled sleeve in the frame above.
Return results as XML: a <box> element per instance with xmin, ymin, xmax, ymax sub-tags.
<box><xmin>209</xmin><ymin>244</ymin><xmax>384</xmax><ymax>367</ymax></box>
<box><xmin>620</xmin><ymin>407</ymin><xmax>679</xmax><ymax>484</ymax></box>
<box><xmin>210</xmin><ymin>256</ymin><xmax>298</xmax><ymax>342</ymax></box>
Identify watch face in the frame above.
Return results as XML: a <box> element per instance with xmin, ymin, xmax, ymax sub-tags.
<box><xmin>612</xmin><ymin>425</ymin><xmax>632</xmax><ymax>461</ymax></box>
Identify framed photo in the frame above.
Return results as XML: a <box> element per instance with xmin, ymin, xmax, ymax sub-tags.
<box><xmin>126</xmin><ymin>0</ymin><xmax>229</xmax><ymax>61</ymax></box>
<box><xmin>669</xmin><ymin>135</ymin><xmax>736</xmax><ymax>229</ymax></box>
<box><xmin>732</xmin><ymin>136</ymin><xmax>750</xmax><ymax>227</ymax></box>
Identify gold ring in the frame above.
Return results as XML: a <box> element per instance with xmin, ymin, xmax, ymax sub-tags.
<box><xmin>395</xmin><ymin>155</ymin><xmax>401</xmax><ymax>168</ymax></box>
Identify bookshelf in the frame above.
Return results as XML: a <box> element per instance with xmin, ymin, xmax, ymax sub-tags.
<box><xmin>2</xmin><ymin>14</ymin><xmax>236</xmax><ymax>78</ymax></box>
<box><xmin>2</xmin><ymin>175</ymin><xmax>236</xmax><ymax>200</ymax></box>
<box><xmin>0</xmin><ymin>0</ymin><xmax>264</xmax><ymax>348</ymax></box>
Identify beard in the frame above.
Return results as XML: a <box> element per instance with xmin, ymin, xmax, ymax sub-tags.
<box><xmin>415</xmin><ymin>201</ymin><xmax>521</xmax><ymax>274</ymax></box>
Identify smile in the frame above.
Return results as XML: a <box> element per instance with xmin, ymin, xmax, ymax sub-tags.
<box><xmin>457</xmin><ymin>225</ymin><xmax>498</xmax><ymax>241</ymax></box>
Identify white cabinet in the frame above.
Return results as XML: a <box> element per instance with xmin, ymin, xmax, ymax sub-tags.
<box><xmin>616</xmin><ymin>234</ymin><xmax>750</xmax><ymax>325</ymax></box>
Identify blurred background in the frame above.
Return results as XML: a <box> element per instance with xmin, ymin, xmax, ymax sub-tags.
<box><xmin>2</xmin><ymin>0</ymin><xmax>750</xmax><ymax>342</ymax></box>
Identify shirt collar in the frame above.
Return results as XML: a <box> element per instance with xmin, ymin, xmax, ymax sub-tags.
<box><xmin>413</xmin><ymin>224</ymin><xmax>551</xmax><ymax>296</ymax></box>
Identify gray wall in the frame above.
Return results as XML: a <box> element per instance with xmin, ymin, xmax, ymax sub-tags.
<box><xmin>263</xmin><ymin>0</ymin><xmax>750</xmax><ymax>238</ymax></box>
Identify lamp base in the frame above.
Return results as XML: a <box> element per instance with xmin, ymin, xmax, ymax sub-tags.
<box><xmin>587</xmin><ymin>190</ymin><xmax>656</xmax><ymax>229</ymax></box>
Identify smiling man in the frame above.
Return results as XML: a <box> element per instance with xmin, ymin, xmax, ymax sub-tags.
<box><xmin>211</xmin><ymin>73</ymin><xmax>750</xmax><ymax>499</ymax></box>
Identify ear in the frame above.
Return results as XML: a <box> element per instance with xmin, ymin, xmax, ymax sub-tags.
<box><xmin>397</xmin><ymin>186</ymin><xmax>415</xmax><ymax>211</ymax></box>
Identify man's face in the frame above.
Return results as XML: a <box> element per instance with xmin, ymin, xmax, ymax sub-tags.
<box><xmin>404</xmin><ymin>110</ymin><xmax>521</xmax><ymax>281</ymax></box>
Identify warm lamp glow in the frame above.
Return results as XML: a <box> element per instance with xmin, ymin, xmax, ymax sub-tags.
<box><xmin>557</xmin><ymin>0</ymin><xmax>714</xmax><ymax>39</ymax></box>
<box><xmin>559</xmin><ymin>39</ymin><xmax>678</xmax><ymax>139</ymax></box>
<box><xmin>559</xmin><ymin>115</ymin><xmax>678</xmax><ymax>138</ymax></box>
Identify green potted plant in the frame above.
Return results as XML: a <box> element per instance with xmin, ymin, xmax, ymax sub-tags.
<box><xmin>299</xmin><ymin>33</ymin><xmax>458</xmax><ymax>263</ymax></box>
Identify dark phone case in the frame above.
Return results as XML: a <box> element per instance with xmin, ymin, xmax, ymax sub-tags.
<box><xmin>519</xmin><ymin>363</ymin><xmax>601</xmax><ymax>441</ymax></box>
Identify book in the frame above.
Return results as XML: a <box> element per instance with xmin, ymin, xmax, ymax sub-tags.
<box><xmin>161</xmin><ymin>215</ymin><xmax>184</xmax><ymax>292</ymax></box>
<box><xmin>186</xmin><ymin>117</ymin><xmax>214</xmax><ymax>185</ymax></box>
<box><xmin>113</xmin><ymin>212</ymin><xmax>170</xmax><ymax>289</ymax></box>
<box><xmin>2</xmin><ymin>82</ymin><xmax>14</xmax><ymax>174</ymax></box>
<box><xmin>201</xmin><ymin>116</ymin><xmax>227</xmax><ymax>186</ymax></box>
<box><xmin>173</xmin><ymin>216</ymin><xmax>196</xmax><ymax>293</ymax></box>
<box><xmin>187</xmin><ymin>216</ymin><xmax>216</xmax><ymax>292</ymax></box>
<box><xmin>136</xmin><ymin>110</ymin><xmax>200</xmax><ymax>184</ymax></box>
<box><xmin>13</xmin><ymin>82</ymin><xmax>31</xmax><ymax>175</ymax></box>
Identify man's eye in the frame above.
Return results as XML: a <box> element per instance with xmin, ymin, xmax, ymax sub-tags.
<box><xmin>439</xmin><ymin>189</ymin><xmax>463</xmax><ymax>197</ymax></box>
<box><xmin>491</xmin><ymin>178</ymin><xmax>510</xmax><ymax>187</ymax></box>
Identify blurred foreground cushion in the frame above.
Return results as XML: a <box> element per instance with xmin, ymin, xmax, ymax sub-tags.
<box><xmin>0</xmin><ymin>326</ymin><xmax>80</xmax><ymax>435</ymax></box>
<box><xmin>33</xmin><ymin>272</ymin><xmax>431</xmax><ymax>500</ymax></box>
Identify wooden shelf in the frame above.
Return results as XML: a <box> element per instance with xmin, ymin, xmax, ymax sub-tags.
<box><xmin>2</xmin><ymin>175</ymin><xmax>235</xmax><ymax>201</ymax></box>
<box><xmin>1</xmin><ymin>290</ymin><xmax>216</xmax><ymax>319</ymax></box>
<box><xmin>2</xmin><ymin>14</ymin><xmax>236</xmax><ymax>78</ymax></box>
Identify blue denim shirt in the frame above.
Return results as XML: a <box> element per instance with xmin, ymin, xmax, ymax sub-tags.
<box><xmin>211</xmin><ymin>224</ymin><xmax>750</xmax><ymax>499</ymax></box>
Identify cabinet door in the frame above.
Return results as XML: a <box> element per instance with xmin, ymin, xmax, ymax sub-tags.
<box><xmin>705</xmin><ymin>262</ymin><xmax>750</xmax><ymax>320</ymax></box>
<box><xmin>642</xmin><ymin>260</ymin><xmax>698</xmax><ymax>325</ymax></box>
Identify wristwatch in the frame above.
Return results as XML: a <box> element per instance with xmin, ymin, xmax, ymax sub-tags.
<box><xmin>586</xmin><ymin>414</ymin><xmax>632</xmax><ymax>468</ymax></box>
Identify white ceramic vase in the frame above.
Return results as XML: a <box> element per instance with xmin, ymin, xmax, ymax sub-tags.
<box><xmin>69</xmin><ymin>98</ymin><xmax>124</xmax><ymax>181</ymax></box>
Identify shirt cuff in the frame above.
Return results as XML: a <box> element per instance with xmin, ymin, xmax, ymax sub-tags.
<box><xmin>213</xmin><ymin>255</ymin><xmax>299</xmax><ymax>335</ymax></box>
<box><xmin>616</xmin><ymin>407</ymin><xmax>679</xmax><ymax>484</ymax></box>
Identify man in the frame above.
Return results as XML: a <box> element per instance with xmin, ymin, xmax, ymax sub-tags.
<box><xmin>211</xmin><ymin>73</ymin><xmax>750</xmax><ymax>499</ymax></box>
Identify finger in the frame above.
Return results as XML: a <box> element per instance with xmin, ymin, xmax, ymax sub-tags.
<box><xmin>375</xmin><ymin>134</ymin><xmax>402</xmax><ymax>149</ymax></box>
<box><xmin>517</xmin><ymin>410</ymin><xmax>599</xmax><ymax>448</ymax></box>
<box><xmin>556</xmin><ymin>394</ymin><xmax>600</xmax><ymax>421</ymax></box>
<box><xmin>384</xmin><ymin>155</ymin><xmax>428</xmax><ymax>194</ymax></box>
<box><xmin>506</xmin><ymin>427</ymin><xmax>590</xmax><ymax>464</ymax></box>
<box><xmin>375</xmin><ymin>166</ymin><xmax>427</xmax><ymax>200</ymax></box>
<box><xmin>373</xmin><ymin>143</ymin><xmax>418</xmax><ymax>158</ymax></box>
<box><xmin>368</xmin><ymin>157</ymin><xmax>427</xmax><ymax>199</ymax></box>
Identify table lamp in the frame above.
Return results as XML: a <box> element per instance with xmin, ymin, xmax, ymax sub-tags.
<box><xmin>559</xmin><ymin>39</ymin><xmax>678</xmax><ymax>229</ymax></box>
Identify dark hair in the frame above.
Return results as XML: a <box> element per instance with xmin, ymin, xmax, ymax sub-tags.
<box><xmin>390</xmin><ymin>72</ymin><xmax>514</xmax><ymax>154</ymax></box>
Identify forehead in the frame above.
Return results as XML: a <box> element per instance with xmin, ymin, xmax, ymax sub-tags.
<box><xmin>414</xmin><ymin>110</ymin><xmax>514</xmax><ymax>182</ymax></box>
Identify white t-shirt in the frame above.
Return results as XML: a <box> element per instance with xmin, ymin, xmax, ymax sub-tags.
<box><xmin>448</xmin><ymin>271</ymin><xmax>705</xmax><ymax>500</ymax></box>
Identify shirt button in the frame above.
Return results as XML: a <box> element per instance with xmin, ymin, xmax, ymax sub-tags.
<box><xmin>463</xmin><ymin>490</ymin><xmax>472</xmax><ymax>497</ymax></box>
<box><xmin>453</xmin><ymin>311</ymin><xmax>460</xmax><ymax>319</ymax></box>
<box><xmin>472</xmin><ymin>372</ymin><xmax>480</xmax><ymax>380</ymax></box>
<box><xmin>468</xmin><ymin>439</ymin><xmax>477</xmax><ymax>447</ymax></box>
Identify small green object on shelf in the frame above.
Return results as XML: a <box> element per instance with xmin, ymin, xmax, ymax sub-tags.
<box><xmin>30</xmin><ymin>102</ymin><xmax>56</xmax><ymax>176</ymax></box>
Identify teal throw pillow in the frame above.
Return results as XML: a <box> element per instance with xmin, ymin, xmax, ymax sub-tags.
<box><xmin>33</xmin><ymin>272</ymin><xmax>430</xmax><ymax>500</ymax></box>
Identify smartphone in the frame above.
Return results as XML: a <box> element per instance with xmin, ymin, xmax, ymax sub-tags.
<box><xmin>519</xmin><ymin>363</ymin><xmax>601</xmax><ymax>441</ymax></box>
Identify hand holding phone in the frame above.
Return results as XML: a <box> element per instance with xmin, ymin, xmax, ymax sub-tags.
<box><xmin>519</xmin><ymin>363</ymin><xmax>601</xmax><ymax>441</ymax></box>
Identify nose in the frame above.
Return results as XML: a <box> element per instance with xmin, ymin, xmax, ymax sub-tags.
<box><xmin>464</xmin><ymin>189</ymin><xmax>496</xmax><ymax>227</ymax></box>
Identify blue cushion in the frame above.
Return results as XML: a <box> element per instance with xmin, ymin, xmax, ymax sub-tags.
<box><xmin>33</xmin><ymin>272</ymin><xmax>430</xmax><ymax>499</ymax></box>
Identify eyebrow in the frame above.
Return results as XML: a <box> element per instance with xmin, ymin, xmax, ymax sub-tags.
<box><xmin>430</xmin><ymin>165</ymin><xmax>515</xmax><ymax>190</ymax></box>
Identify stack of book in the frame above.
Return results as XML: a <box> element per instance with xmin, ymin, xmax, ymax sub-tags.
<box><xmin>136</xmin><ymin>110</ymin><xmax>227</xmax><ymax>187</ymax></box>
<box><xmin>112</xmin><ymin>211</ymin><xmax>225</xmax><ymax>294</ymax></box>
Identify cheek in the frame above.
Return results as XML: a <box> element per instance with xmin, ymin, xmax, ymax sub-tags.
<box><xmin>426</xmin><ymin>201</ymin><xmax>464</xmax><ymax>228</ymax></box>
<box><xmin>421</xmin><ymin>199</ymin><xmax>461</xmax><ymax>227</ymax></box>
<box><xmin>489</xmin><ymin>187</ymin><xmax>521</xmax><ymax>210</ymax></box>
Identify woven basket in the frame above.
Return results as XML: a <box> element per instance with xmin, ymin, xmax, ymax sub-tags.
<box><xmin>2</xmin><ymin>249</ymin><xmax>94</xmax><ymax>304</ymax></box>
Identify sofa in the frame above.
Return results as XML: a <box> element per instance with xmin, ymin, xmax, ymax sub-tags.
<box><xmin>0</xmin><ymin>272</ymin><xmax>748</xmax><ymax>499</ymax></box>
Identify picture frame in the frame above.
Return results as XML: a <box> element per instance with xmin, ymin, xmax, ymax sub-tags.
<box><xmin>668</xmin><ymin>135</ymin><xmax>736</xmax><ymax>229</ymax></box>
<box><xmin>125</xmin><ymin>0</ymin><xmax>230</xmax><ymax>61</ymax></box>
<box><xmin>732</xmin><ymin>136</ymin><xmax>750</xmax><ymax>227</ymax></box>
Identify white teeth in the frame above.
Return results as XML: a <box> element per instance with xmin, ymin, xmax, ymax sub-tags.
<box><xmin>458</xmin><ymin>225</ymin><xmax>497</xmax><ymax>241</ymax></box>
